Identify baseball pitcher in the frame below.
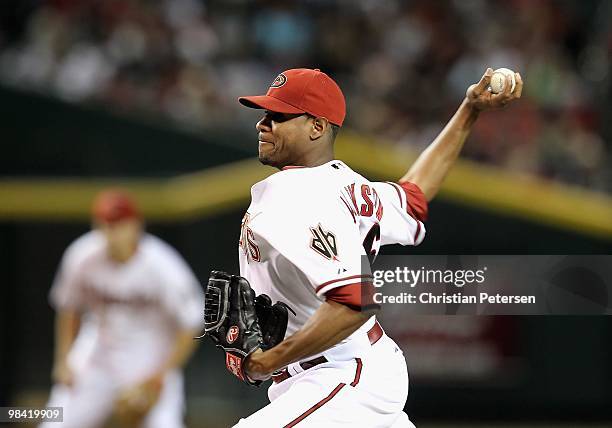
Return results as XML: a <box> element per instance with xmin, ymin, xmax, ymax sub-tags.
<box><xmin>202</xmin><ymin>67</ymin><xmax>522</xmax><ymax>427</ymax></box>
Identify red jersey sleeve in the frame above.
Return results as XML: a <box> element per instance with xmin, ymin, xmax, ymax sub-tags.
<box><xmin>371</xmin><ymin>181</ymin><xmax>427</xmax><ymax>247</ymax></box>
<box><xmin>397</xmin><ymin>181</ymin><xmax>428</xmax><ymax>222</ymax></box>
<box><xmin>325</xmin><ymin>281</ymin><xmax>379</xmax><ymax>312</ymax></box>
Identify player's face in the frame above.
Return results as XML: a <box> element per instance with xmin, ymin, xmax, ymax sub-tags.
<box><xmin>97</xmin><ymin>218</ymin><xmax>142</xmax><ymax>263</ymax></box>
<box><xmin>256</xmin><ymin>111</ymin><xmax>313</xmax><ymax>168</ymax></box>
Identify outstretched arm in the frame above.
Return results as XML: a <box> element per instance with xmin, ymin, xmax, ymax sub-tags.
<box><xmin>400</xmin><ymin>68</ymin><xmax>523</xmax><ymax>201</ymax></box>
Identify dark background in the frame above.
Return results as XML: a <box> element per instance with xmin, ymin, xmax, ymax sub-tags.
<box><xmin>1</xmin><ymin>0</ymin><xmax>611</xmax><ymax>426</ymax></box>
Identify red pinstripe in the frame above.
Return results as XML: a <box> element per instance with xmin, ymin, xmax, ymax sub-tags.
<box><xmin>283</xmin><ymin>383</ymin><xmax>346</xmax><ymax>427</ymax></box>
<box><xmin>283</xmin><ymin>358</ymin><xmax>364</xmax><ymax>427</ymax></box>
<box><xmin>385</xmin><ymin>181</ymin><xmax>404</xmax><ymax>209</ymax></box>
<box><xmin>414</xmin><ymin>221</ymin><xmax>421</xmax><ymax>242</ymax></box>
<box><xmin>351</xmin><ymin>358</ymin><xmax>363</xmax><ymax>387</ymax></box>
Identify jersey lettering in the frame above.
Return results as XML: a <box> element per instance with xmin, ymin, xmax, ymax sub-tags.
<box><xmin>240</xmin><ymin>213</ymin><xmax>261</xmax><ymax>262</ymax></box>
<box><xmin>310</xmin><ymin>224</ymin><xmax>339</xmax><ymax>261</ymax></box>
<box><xmin>246</xmin><ymin>228</ymin><xmax>261</xmax><ymax>262</ymax></box>
<box><xmin>340</xmin><ymin>195</ymin><xmax>358</xmax><ymax>222</ymax></box>
<box><xmin>360</xmin><ymin>184</ymin><xmax>373</xmax><ymax>217</ymax></box>
<box><xmin>340</xmin><ymin>183</ymin><xmax>385</xmax><ymax>261</ymax></box>
<box><xmin>344</xmin><ymin>183</ymin><xmax>359</xmax><ymax>213</ymax></box>
<box><xmin>374</xmin><ymin>189</ymin><xmax>383</xmax><ymax>221</ymax></box>
<box><xmin>343</xmin><ymin>183</ymin><xmax>383</xmax><ymax>222</ymax></box>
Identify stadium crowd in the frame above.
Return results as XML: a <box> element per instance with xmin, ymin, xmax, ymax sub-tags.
<box><xmin>0</xmin><ymin>0</ymin><xmax>610</xmax><ymax>191</ymax></box>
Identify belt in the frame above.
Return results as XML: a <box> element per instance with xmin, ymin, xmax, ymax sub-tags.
<box><xmin>271</xmin><ymin>321</ymin><xmax>383</xmax><ymax>384</ymax></box>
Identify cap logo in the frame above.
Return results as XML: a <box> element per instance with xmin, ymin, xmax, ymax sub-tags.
<box><xmin>270</xmin><ymin>73</ymin><xmax>287</xmax><ymax>88</ymax></box>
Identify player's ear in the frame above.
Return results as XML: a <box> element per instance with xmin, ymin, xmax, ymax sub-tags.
<box><xmin>309</xmin><ymin>116</ymin><xmax>330</xmax><ymax>141</ymax></box>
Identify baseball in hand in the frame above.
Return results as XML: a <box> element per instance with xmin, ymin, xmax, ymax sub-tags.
<box><xmin>489</xmin><ymin>68</ymin><xmax>516</xmax><ymax>94</ymax></box>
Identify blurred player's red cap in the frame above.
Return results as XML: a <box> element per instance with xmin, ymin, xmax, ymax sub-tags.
<box><xmin>92</xmin><ymin>189</ymin><xmax>140</xmax><ymax>224</ymax></box>
<box><xmin>239</xmin><ymin>68</ymin><xmax>346</xmax><ymax>126</ymax></box>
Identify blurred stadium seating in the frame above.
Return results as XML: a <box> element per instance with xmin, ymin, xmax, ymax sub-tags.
<box><xmin>0</xmin><ymin>0</ymin><xmax>611</xmax><ymax>191</ymax></box>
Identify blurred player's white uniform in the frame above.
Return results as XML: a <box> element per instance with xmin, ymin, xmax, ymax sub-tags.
<box><xmin>41</xmin><ymin>231</ymin><xmax>203</xmax><ymax>428</ymax></box>
<box><xmin>236</xmin><ymin>160</ymin><xmax>426</xmax><ymax>427</ymax></box>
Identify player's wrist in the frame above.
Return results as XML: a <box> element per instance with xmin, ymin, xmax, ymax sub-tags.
<box><xmin>245</xmin><ymin>349</ymin><xmax>272</xmax><ymax>380</ymax></box>
<box><xmin>462</xmin><ymin>96</ymin><xmax>481</xmax><ymax>117</ymax></box>
<box><xmin>457</xmin><ymin>98</ymin><xmax>481</xmax><ymax>130</ymax></box>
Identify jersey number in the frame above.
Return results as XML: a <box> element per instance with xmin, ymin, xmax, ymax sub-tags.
<box><xmin>362</xmin><ymin>223</ymin><xmax>381</xmax><ymax>263</ymax></box>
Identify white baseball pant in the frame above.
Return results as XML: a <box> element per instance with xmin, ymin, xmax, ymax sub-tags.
<box><xmin>39</xmin><ymin>369</ymin><xmax>185</xmax><ymax>428</ymax></box>
<box><xmin>234</xmin><ymin>334</ymin><xmax>416</xmax><ymax>427</ymax></box>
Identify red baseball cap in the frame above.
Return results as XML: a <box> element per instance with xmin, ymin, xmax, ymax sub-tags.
<box><xmin>239</xmin><ymin>68</ymin><xmax>346</xmax><ymax>126</ymax></box>
<box><xmin>92</xmin><ymin>189</ymin><xmax>140</xmax><ymax>224</ymax></box>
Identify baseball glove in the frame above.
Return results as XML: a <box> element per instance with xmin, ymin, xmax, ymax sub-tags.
<box><xmin>255</xmin><ymin>294</ymin><xmax>295</xmax><ymax>350</ymax></box>
<box><xmin>202</xmin><ymin>271</ymin><xmax>264</xmax><ymax>385</ymax></box>
<box><xmin>201</xmin><ymin>271</ymin><xmax>295</xmax><ymax>385</ymax></box>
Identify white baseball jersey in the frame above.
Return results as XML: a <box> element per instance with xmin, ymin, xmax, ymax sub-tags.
<box><xmin>238</xmin><ymin>160</ymin><xmax>425</xmax><ymax>345</ymax></box>
<box><xmin>50</xmin><ymin>230</ymin><xmax>203</xmax><ymax>384</ymax></box>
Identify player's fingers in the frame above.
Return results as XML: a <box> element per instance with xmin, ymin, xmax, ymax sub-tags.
<box><xmin>473</xmin><ymin>68</ymin><xmax>493</xmax><ymax>95</ymax></box>
<box><xmin>490</xmin><ymin>90</ymin><xmax>510</xmax><ymax>107</ymax></box>
<box><xmin>514</xmin><ymin>72</ymin><xmax>523</xmax><ymax>98</ymax></box>
<box><xmin>504</xmin><ymin>73</ymin><xmax>514</xmax><ymax>96</ymax></box>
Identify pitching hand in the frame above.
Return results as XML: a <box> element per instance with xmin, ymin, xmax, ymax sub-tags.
<box><xmin>466</xmin><ymin>68</ymin><xmax>523</xmax><ymax>111</ymax></box>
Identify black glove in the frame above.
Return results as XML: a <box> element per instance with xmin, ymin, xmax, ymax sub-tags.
<box><xmin>202</xmin><ymin>271</ymin><xmax>263</xmax><ymax>385</ymax></box>
<box><xmin>255</xmin><ymin>294</ymin><xmax>296</xmax><ymax>350</ymax></box>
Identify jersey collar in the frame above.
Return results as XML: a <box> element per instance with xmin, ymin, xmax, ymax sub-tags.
<box><xmin>281</xmin><ymin>160</ymin><xmax>344</xmax><ymax>171</ymax></box>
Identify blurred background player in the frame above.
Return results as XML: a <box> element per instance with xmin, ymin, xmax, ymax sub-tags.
<box><xmin>40</xmin><ymin>189</ymin><xmax>203</xmax><ymax>428</ymax></box>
